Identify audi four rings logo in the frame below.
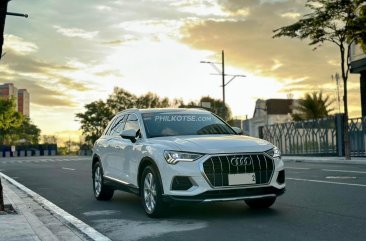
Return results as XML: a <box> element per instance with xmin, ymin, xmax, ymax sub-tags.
<box><xmin>230</xmin><ymin>156</ymin><xmax>252</xmax><ymax>166</ymax></box>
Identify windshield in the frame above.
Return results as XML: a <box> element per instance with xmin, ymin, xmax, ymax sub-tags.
<box><xmin>141</xmin><ymin>111</ymin><xmax>235</xmax><ymax>138</ymax></box>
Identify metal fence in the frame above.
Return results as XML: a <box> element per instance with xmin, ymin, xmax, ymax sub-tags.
<box><xmin>261</xmin><ymin>114</ymin><xmax>366</xmax><ymax>157</ymax></box>
<box><xmin>349</xmin><ymin>117</ymin><xmax>366</xmax><ymax>157</ymax></box>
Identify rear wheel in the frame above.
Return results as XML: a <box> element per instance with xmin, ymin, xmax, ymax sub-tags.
<box><xmin>93</xmin><ymin>162</ymin><xmax>114</xmax><ymax>200</ymax></box>
<box><xmin>141</xmin><ymin>165</ymin><xmax>166</xmax><ymax>218</ymax></box>
<box><xmin>245</xmin><ymin>197</ymin><xmax>276</xmax><ymax>209</ymax></box>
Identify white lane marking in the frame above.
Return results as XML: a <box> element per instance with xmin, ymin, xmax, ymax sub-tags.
<box><xmin>288</xmin><ymin>177</ymin><xmax>366</xmax><ymax>187</ymax></box>
<box><xmin>326</xmin><ymin>176</ymin><xmax>357</xmax><ymax>179</ymax></box>
<box><xmin>83</xmin><ymin>210</ymin><xmax>119</xmax><ymax>216</ymax></box>
<box><xmin>62</xmin><ymin>167</ymin><xmax>76</xmax><ymax>171</ymax></box>
<box><xmin>322</xmin><ymin>169</ymin><xmax>366</xmax><ymax>174</ymax></box>
<box><xmin>286</xmin><ymin>167</ymin><xmax>310</xmax><ymax>170</ymax></box>
<box><xmin>0</xmin><ymin>172</ymin><xmax>111</xmax><ymax>241</ymax></box>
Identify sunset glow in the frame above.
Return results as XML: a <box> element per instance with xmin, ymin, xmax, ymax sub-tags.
<box><xmin>1</xmin><ymin>0</ymin><xmax>361</xmax><ymax>140</ymax></box>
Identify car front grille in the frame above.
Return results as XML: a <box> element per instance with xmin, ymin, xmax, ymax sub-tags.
<box><xmin>202</xmin><ymin>153</ymin><xmax>274</xmax><ymax>187</ymax></box>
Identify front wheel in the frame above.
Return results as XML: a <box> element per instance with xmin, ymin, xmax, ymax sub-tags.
<box><xmin>141</xmin><ymin>165</ymin><xmax>166</xmax><ymax>218</ymax></box>
<box><xmin>245</xmin><ymin>197</ymin><xmax>276</xmax><ymax>209</ymax></box>
<box><xmin>93</xmin><ymin>162</ymin><xmax>114</xmax><ymax>200</ymax></box>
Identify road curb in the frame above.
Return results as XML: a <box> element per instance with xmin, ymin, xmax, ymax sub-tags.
<box><xmin>283</xmin><ymin>156</ymin><xmax>366</xmax><ymax>165</ymax></box>
<box><xmin>3</xmin><ymin>180</ymin><xmax>59</xmax><ymax>241</ymax></box>
<box><xmin>0</xmin><ymin>172</ymin><xmax>111</xmax><ymax>241</ymax></box>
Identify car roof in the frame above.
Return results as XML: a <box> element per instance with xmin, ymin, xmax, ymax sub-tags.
<box><xmin>117</xmin><ymin>108</ymin><xmax>210</xmax><ymax>115</ymax></box>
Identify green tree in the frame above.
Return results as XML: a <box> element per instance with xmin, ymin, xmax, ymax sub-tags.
<box><xmin>136</xmin><ymin>92</ymin><xmax>170</xmax><ymax>109</ymax></box>
<box><xmin>0</xmin><ymin>99</ymin><xmax>41</xmax><ymax>144</ymax></box>
<box><xmin>292</xmin><ymin>92</ymin><xmax>334</xmax><ymax>121</ymax></box>
<box><xmin>8</xmin><ymin>117</ymin><xmax>41</xmax><ymax>144</ymax></box>
<box><xmin>0</xmin><ymin>98</ymin><xmax>24</xmax><ymax>144</ymax></box>
<box><xmin>76</xmin><ymin>100</ymin><xmax>113</xmax><ymax>145</ymax></box>
<box><xmin>359</xmin><ymin>5</ymin><xmax>366</xmax><ymax>52</ymax></box>
<box><xmin>42</xmin><ymin>135</ymin><xmax>58</xmax><ymax>144</ymax></box>
<box><xmin>76</xmin><ymin>88</ymin><xmax>172</xmax><ymax>145</ymax></box>
<box><xmin>0</xmin><ymin>98</ymin><xmax>40</xmax><ymax>211</ymax></box>
<box><xmin>273</xmin><ymin>0</ymin><xmax>366</xmax><ymax>159</ymax></box>
<box><xmin>179</xmin><ymin>96</ymin><xmax>233</xmax><ymax>121</ymax></box>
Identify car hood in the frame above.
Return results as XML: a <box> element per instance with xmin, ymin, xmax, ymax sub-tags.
<box><xmin>148</xmin><ymin>135</ymin><xmax>273</xmax><ymax>154</ymax></box>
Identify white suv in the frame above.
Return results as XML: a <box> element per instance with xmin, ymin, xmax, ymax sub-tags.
<box><xmin>92</xmin><ymin>108</ymin><xmax>285</xmax><ymax>217</ymax></box>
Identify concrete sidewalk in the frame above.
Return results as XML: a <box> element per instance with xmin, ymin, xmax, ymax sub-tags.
<box><xmin>0</xmin><ymin>174</ymin><xmax>111</xmax><ymax>241</ymax></box>
<box><xmin>283</xmin><ymin>156</ymin><xmax>366</xmax><ymax>165</ymax></box>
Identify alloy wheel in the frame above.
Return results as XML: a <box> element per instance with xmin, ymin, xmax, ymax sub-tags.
<box><xmin>143</xmin><ymin>172</ymin><xmax>157</xmax><ymax>213</ymax></box>
<box><xmin>94</xmin><ymin>166</ymin><xmax>102</xmax><ymax>196</ymax></box>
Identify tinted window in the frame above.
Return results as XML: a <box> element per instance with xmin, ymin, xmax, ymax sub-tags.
<box><xmin>109</xmin><ymin>115</ymin><xmax>126</xmax><ymax>136</ymax></box>
<box><xmin>142</xmin><ymin>112</ymin><xmax>235</xmax><ymax>138</ymax></box>
<box><xmin>124</xmin><ymin>114</ymin><xmax>140</xmax><ymax>132</ymax></box>
<box><xmin>103</xmin><ymin>118</ymin><xmax>117</xmax><ymax>136</ymax></box>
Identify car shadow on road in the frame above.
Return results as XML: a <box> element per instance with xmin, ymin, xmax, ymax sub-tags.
<box><xmin>165</xmin><ymin>202</ymin><xmax>282</xmax><ymax>220</ymax></box>
<box><xmin>110</xmin><ymin>191</ymin><xmax>283</xmax><ymax>220</ymax></box>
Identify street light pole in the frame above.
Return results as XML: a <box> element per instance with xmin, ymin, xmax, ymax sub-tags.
<box><xmin>201</xmin><ymin>50</ymin><xmax>246</xmax><ymax>119</ymax></box>
<box><xmin>0</xmin><ymin>0</ymin><xmax>28</xmax><ymax>59</ymax></box>
<box><xmin>0</xmin><ymin>0</ymin><xmax>28</xmax><ymax>212</ymax></box>
<box><xmin>222</xmin><ymin>50</ymin><xmax>225</xmax><ymax>112</ymax></box>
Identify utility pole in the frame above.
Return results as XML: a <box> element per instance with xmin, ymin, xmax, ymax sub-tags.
<box><xmin>201</xmin><ymin>50</ymin><xmax>246</xmax><ymax>119</ymax></box>
<box><xmin>0</xmin><ymin>0</ymin><xmax>28</xmax><ymax>212</ymax></box>
<box><xmin>0</xmin><ymin>0</ymin><xmax>27</xmax><ymax>59</ymax></box>
<box><xmin>222</xmin><ymin>50</ymin><xmax>225</xmax><ymax>111</ymax></box>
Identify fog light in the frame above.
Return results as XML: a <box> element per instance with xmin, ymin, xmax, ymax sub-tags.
<box><xmin>277</xmin><ymin>170</ymin><xmax>285</xmax><ymax>184</ymax></box>
<box><xmin>171</xmin><ymin>176</ymin><xmax>193</xmax><ymax>191</ymax></box>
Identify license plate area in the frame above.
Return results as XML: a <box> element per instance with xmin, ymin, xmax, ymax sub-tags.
<box><xmin>228</xmin><ymin>173</ymin><xmax>256</xmax><ymax>185</ymax></box>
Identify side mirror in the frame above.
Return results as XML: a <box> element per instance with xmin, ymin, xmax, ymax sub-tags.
<box><xmin>121</xmin><ymin>129</ymin><xmax>137</xmax><ymax>143</ymax></box>
<box><xmin>231</xmin><ymin>127</ymin><xmax>243</xmax><ymax>135</ymax></box>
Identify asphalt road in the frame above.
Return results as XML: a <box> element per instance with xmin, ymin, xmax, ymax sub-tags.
<box><xmin>1</xmin><ymin>156</ymin><xmax>366</xmax><ymax>241</ymax></box>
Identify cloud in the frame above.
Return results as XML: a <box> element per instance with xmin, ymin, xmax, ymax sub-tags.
<box><xmin>3</xmin><ymin>34</ymin><xmax>38</xmax><ymax>55</ymax></box>
<box><xmin>101</xmin><ymin>35</ymin><xmax>138</xmax><ymax>45</ymax></box>
<box><xmin>281</xmin><ymin>12</ymin><xmax>301</xmax><ymax>19</ymax></box>
<box><xmin>182</xmin><ymin>0</ymin><xmax>357</xmax><ymax>86</ymax></box>
<box><xmin>94</xmin><ymin>5</ymin><xmax>113</xmax><ymax>11</ymax></box>
<box><xmin>57</xmin><ymin>76</ymin><xmax>91</xmax><ymax>92</ymax></box>
<box><xmin>171</xmin><ymin>0</ymin><xmax>229</xmax><ymax>17</ymax></box>
<box><xmin>53</xmin><ymin>25</ymin><xmax>99</xmax><ymax>39</ymax></box>
<box><xmin>180</xmin><ymin>0</ymin><xmax>362</xmax><ymax>116</ymax></box>
<box><xmin>0</xmin><ymin>41</ymin><xmax>93</xmax><ymax>107</ymax></box>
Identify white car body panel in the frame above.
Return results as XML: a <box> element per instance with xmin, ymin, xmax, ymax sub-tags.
<box><xmin>93</xmin><ymin>108</ymin><xmax>285</xmax><ymax>200</ymax></box>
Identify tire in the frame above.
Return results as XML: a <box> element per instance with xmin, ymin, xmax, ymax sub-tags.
<box><xmin>245</xmin><ymin>197</ymin><xmax>276</xmax><ymax>209</ymax></box>
<box><xmin>140</xmin><ymin>165</ymin><xmax>166</xmax><ymax>218</ymax></box>
<box><xmin>92</xmin><ymin>162</ymin><xmax>114</xmax><ymax>201</ymax></box>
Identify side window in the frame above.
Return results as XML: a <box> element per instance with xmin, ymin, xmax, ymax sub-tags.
<box><xmin>124</xmin><ymin>114</ymin><xmax>140</xmax><ymax>133</ymax></box>
<box><xmin>103</xmin><ymin>116</ymin><xmax>119</xmax><ymax>136</ymax></box>
<box><xmin>110</xmin><ymin>115</ymin><xmax>127</xmax><ymax>136</ymax></box>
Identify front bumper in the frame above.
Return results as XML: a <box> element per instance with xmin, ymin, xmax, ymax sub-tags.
<box><xmin>158</xmin><ymin>154</ymin><xmax>286</xmax><ymax>200</ymax></box>
<box><xmin>163</xmin><ymin>186</ymin><xmax>285</xmax><ymax>203</ymax></box>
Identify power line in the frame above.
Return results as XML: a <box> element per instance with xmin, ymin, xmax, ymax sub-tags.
<box><xmin>200</xmin><ymin>50</ymin><xmax>246</xmax><ymax>119</ymax></box>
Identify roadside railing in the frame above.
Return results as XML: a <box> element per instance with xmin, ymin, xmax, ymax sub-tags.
<box><xmin>261</xmin><ymin>114</ymin><xmax>366</xmax><ymax>157</ymax></box>
<box><xmin>349</xmin><ymin>117</ymin><xmax>366</xmax><ymax>157</ymax></box>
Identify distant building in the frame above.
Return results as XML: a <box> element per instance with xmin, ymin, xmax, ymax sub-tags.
<box><xmin>0</xmin><ymin>83</ymin><xmax>18</xmax><ymax>111</ymax></box>
<box><xmin>0</xmin><ymin>83</ymin><xmax>30</xmax><ymax>117</ymax></box>
<box><xmin>18</xmin><ymin>89</ymin><xmax>30</xmax><ymax>117</ymax></box>
<box><xmin>243</xmin><ymin>99</ymin><xmax>297</xmax><ymax>138</ymax></box>
<box><xmin>350</xmin><ymin>43</ymin><xmax>366</xmax><ymax>116</ymax></box>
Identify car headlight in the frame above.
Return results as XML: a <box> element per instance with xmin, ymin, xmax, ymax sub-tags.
<box><xmin>266</xmin><ymin>146</ymin><xmax>281</xmax><ymax>158</ymax></box>
<box><xmin>164</xmin><ymin>151</ymin><xmax>203</xmax><ymax>165</ymax></box>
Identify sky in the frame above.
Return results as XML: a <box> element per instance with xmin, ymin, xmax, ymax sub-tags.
<box><xmin>0</xmin><ymin>0</ymin><xmax>363</xmax><ymax>140</ymax></box>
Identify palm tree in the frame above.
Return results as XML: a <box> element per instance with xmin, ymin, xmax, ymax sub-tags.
<box><xmin>292</xmin><ymin>92</ymin><xmax>335</xmax><ymax>121</ymax></box>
